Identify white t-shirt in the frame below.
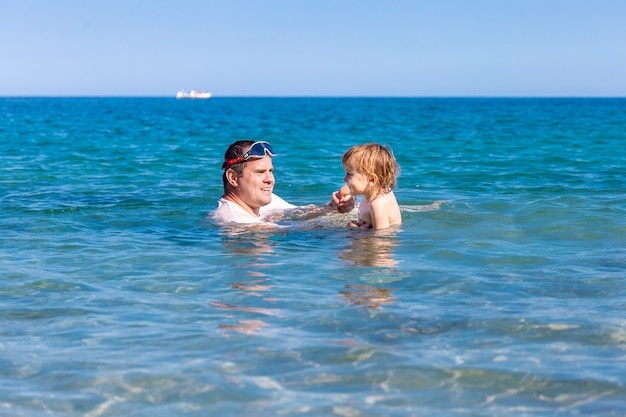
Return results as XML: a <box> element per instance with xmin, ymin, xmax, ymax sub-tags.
<box><xmin>212</xmin><ymin>193</ymin><xmax>296</xmax><ymax>224</ymax></box>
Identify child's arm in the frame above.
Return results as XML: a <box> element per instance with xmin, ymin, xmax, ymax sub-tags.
<box><xmin>369</xmin><ymin>209</ymin><xmax>391</xmax><ymax>230</ymax></box>
<box><xmin>368</xmin><ymin>195</ymin><xmax>400</xmax><ymax>230</ymax></box>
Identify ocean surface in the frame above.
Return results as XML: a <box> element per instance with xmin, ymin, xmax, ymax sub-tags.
<box><xmin>1</xmin><ymin>97</ymin><xmax>625</xmax><ymax>416</ymax></box>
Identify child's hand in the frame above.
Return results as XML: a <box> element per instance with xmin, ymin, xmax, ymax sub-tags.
<box><xmin>348</xmin><ymin>220</ymin><xmax>371</xmax><ymax>229</ymax></box>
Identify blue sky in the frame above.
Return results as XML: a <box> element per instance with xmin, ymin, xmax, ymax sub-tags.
<box><xmin>1</xmin><ymin>0</ymin><xmax>625</xmax><ymax>97</ymax></box>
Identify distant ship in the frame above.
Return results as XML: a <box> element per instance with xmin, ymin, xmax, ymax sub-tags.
<box><xmin>176</xmin><ymin>89</ymin><xmax>212</xmax><ymax>99</ymax></box>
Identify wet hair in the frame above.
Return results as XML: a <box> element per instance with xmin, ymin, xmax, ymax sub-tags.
<box><xmin>222</xmin><ymin>140</ymin><xmax>255</xmax><ymax>189</ymax></box>
<box><xmin>342</xmin><ymin>143</ymin><xmax>400</xmax><ymax>195</ymax></box>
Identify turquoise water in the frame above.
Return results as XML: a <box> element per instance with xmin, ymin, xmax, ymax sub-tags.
<box><xmin>1</xmin><ymin>97</ymin><xmax>625</xmax><ymax>416</ymax></box>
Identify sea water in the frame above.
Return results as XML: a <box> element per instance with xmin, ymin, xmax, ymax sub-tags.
<box><xmin>1</xmin><ymin>97</ymin><xmax>625</xmax><ymax>416</ymax></box>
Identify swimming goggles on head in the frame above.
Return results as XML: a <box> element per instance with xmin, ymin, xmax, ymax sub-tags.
<box><xmin>222</xmin><ymin>141</ymin><xmax>276</xmax><ymax>169</ymax></box>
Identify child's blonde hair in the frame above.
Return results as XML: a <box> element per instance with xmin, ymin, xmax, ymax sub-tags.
<box><xmin>342</xmin><ymin>143</ymin><xmax>400</xmax><ymax>195</ymax></box>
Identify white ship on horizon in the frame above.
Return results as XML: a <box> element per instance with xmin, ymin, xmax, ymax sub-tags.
<box><xmin>176</xmin><ymin>89</ymin><xmax>212</xmax><ymax>99</ymax></box>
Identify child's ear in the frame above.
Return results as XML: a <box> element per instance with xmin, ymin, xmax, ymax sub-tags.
<box><xmin>368</xmin><ymin>173</ymin><xmax>378</xmax><ymax>185</ymax></box>
<box><xmin>225</xmin><ymin>169</ymin><xmax>239</xmax><ymax>187</ymax></box>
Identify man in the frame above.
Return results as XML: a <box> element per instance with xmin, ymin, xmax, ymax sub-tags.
<box><xmin>212</xmin><ymin>140</ymin><xmax>354</xmax><ymax>223</ymax></box>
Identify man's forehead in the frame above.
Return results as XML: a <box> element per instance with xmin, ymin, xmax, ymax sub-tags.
<box><xmin>243</xmin><ymin>155</ymin><xmax>274</xmax><ymax>170</ymax></box>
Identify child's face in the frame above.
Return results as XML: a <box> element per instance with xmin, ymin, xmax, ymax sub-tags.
<box><xmin>343</xmin><ymin>166</ymin><xmax>371</xmax><ymax>197</ymax></box>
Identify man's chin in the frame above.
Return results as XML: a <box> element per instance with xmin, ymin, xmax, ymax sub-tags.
<box><xmin>259</xmin><ymin>194</ymin><xmax>273</xmax><ymax>206</ymax></box>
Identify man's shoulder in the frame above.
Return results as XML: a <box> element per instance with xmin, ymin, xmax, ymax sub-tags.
<box><xmin>212</xmin><ymin>194</ymin><xmax>295</xmax><ymax>224</ymax></box>
<box><xmin>212</xmin><ymin>198</ymin><xmax>256</xmax><ymax>223</ymax></box>
<box><xmin>265</xmin><ymin>194</ymin><xmax>297</xmax><ymax>211</ymax></box>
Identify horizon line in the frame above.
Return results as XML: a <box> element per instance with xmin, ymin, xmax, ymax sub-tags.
<box><xmin>2</xmin><ymin>95</ymin><xmax>626</xmax><ymax>99</ymax></box>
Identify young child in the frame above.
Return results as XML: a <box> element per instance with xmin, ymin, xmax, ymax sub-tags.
<box><xmin>339</xmin><ymin>143</ymin><xmax>402</xmax><ymax>230</ymax></box>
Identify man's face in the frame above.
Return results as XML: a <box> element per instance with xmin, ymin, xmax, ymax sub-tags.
<box><xmin>235</xmin><ymin>155</ymin><xmax>275</xmax><ymax>211</ymax></box>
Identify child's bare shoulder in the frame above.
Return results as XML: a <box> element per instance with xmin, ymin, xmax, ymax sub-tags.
<box><xmin>371</xmin><ymin>191</ymin><xmax>399</xmax><ymax>209</ymax></box>
<box><xmin>371</xmin><ymin>192</ymin><xmax>401</xmax><ymax>228</ymax></box>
